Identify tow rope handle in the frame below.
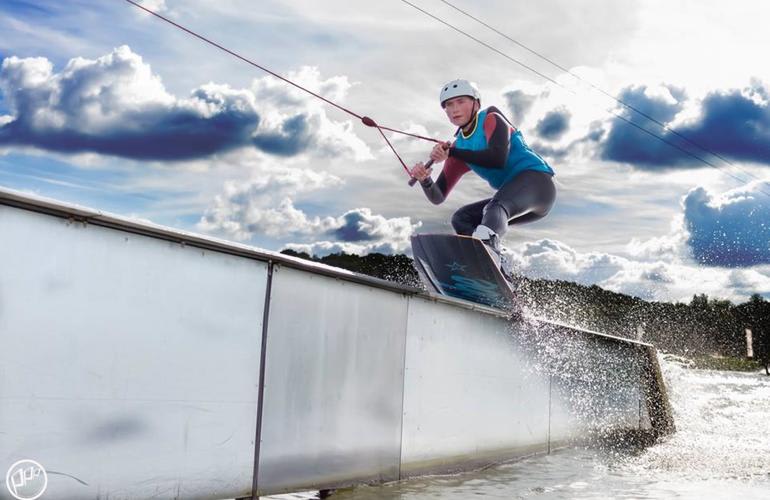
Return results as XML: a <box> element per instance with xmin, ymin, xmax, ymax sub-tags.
<box><xmin>408</xmin><ymin>158</ymin><xmax>434</xmax><ymax>187</ymax></box>
<box><xmin>408</xmin><ymin>141</ymin><xmax>451</xmax><ymax>186</ymax></box>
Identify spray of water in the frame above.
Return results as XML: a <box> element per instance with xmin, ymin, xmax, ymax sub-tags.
<box><xmin>625</xmin><ymin>353</ymin><xmax>770</xmax><ymax>481</ymax></box>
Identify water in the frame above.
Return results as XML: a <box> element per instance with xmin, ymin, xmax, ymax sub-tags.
<box><xmin>268</xmin><ymin>356</ymin><xmax>770</xmax><ymax>499</ymax></box>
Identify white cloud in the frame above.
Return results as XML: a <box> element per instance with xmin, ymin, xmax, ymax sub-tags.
<box><xmin>509</xmin><ymin>236</ymin><xmax>770</xmax><ymax>303</ymax></box>
<box><xmin>197</xmin><ymin>169</ymin><xmax>420</xmax><ymax>253</ymax></box>
<box><xmin>137</xmin><ymin>0</ymin><xmax>167</xmax><ymax>13</ymax></box>
<box><xmin>0</xmin><ymin>46</ymin><xmax>371</xmax><ymax>161</ymax></box>
<box><xmin>625</xmin><ymin>216</ymin><xmax>689</xmax><ymax>262</ymax></box>
<box><xmin>513</xmin><ymin>238</ymin><xmax>627</xmax><ymax>284</ymax></box>
<box><xmin>196</xmin><ymin>166</ymin><xmax>342</xmax><ymax>240</ymax></box>
<box><xmin>514</xmin><ymin>180</ymin><xmax>770</xmax><ymax>302</ymax></box>
<box><xmin>248</xmin><ymin>66</ymin><xmax>372</xmax><ymax>161</ymax></box>
<box><xmin>329</xmin><ymin>207</ymin><xmax>419</xmax><ymax>245</ymax></box>
<box><xmin>283</xmin><ymin>239</ymin><xmax>411</xmax><ymax>257</ymax></box>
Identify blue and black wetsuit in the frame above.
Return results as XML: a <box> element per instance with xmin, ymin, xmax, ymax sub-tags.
<box><xmin>420</xmin><ymin>106</ymin><xmax>556</xmax><ymax>236</ymax></box>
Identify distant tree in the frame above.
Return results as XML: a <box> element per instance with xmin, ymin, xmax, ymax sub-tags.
<box><xmin>279</xmin><ymin>250</ymin><xmax>420</xmax><ymax>287</ymax></box>
<box><xmin>690</xmin><ymin>293</ymin><xmax>709</xmax><ymax>309</ymax></box>
<box><xmin>281</xmin><ymin>249</ymin><xmax>312</xmax><ymax>260</ymax></box>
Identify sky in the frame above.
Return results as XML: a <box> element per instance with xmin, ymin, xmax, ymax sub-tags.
<box><xmin>1</xmin><ymin>0</ymin><xmax>769</xmax><ymax>304</ymax></box>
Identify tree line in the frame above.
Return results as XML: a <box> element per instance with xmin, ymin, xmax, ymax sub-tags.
<box><xmin>281</xmin><ymin>249</ymin><xmax>770</xmax><ymax>373</ymax></box>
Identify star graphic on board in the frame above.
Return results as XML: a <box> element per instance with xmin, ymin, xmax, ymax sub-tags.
<box><xmin>446</xmin><ymin>261</ymin><xmax>467</xmax><ymax>272</ymax></box>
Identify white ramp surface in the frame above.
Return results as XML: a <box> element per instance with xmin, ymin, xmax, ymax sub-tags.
<box><xmin>0</xmin><ymin>206</ymin><xmax>266</xmax><ymax>499</ymax></box>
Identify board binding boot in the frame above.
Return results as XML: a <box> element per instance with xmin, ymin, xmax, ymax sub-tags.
<box><xmin>471</xmin><ymin>225</ymin><xmax>514</xmax><ymax>284</ymax></box>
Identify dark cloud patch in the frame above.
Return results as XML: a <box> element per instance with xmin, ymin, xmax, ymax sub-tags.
<box><xmin>0</xmin><ymin>49</ymin><xmax>265</xmax><ymax>160</ymax></box>
<box><xmin>0</xmin><ymin>47</ymin><xmax>358</xmax><ymax>161</ymax></box>
<box><xmin>0</xmin><ymin>104</ymin><xmax>261</xmax><ymax>160</ymax></box>
<box><xmin>531</xmin><ymin>121</ymin><xmax>604</xmax><ymax>161</ymax></box>
<box><xmin>503</xmin><ymin>89</ymin><xmax>537</xmax><ymax>125</ymax></box>
<box><xmin>621</xmin><ymin>85</ymin><xmax>687</xmax><ymax>123</ymax></box>
<box><xmin>330</xmin><ymin>209</ymin><xmax>379</xmax><ymax>242</ymax></box>
<box><xmin>600</xmin><ymin>84</ymin><xmax>687</xmax><ymax>167</ymax></box>
<box><xmin>252</xmin><ymin>114</ymin><xmax>314</xmax><ymax>156</ymax></box>
<box><xmin>675</xmin><ymin>87</ymin><xmax>770</xmax><ymax>164</ymax></box>
<box><xmin>641</xmin><ymin>266</ymin><xmax>675</xmax><ymax>284</ymax></box>
<box><xmin>684</xmin><ymin>184</ymin><xmax>770</xmax><ymax>267</ymax></box>
<box><xmin>529</xmin><ymin>142</ymin><xmax>569</xmax><ymax>161</ymax></box>
<box><xmin>600</xmin><ymin>82</ymin><xmax>770</xmax><ymax>168</ymax></box>
<box><xmin>535</xmin><ymin>108</ymin><xmax>571</xmax><ymax>141</ymax></box>
<box><xmin>584</xmin><ymin>122</ymin><xmax>606</xmax><ymax>142</ymax></box>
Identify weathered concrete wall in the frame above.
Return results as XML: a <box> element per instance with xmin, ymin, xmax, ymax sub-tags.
<box><xmin>0</xmin><ymin>187</ymin><xmax>672</xmax><ymax>499</ymax></box>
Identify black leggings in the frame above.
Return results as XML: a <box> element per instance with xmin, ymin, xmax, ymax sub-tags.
<box><xmin>451</xmin><ymin>170</ymin><xmax>556</xmax><ymax>236</ymax></box>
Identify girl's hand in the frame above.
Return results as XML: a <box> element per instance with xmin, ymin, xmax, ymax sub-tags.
<box><xmin>429</xmin><ymin>141</ymin><xmax>451</xmax><ymax>163</ymax></box>
<box><xmin>410</xmin><ymin>162</ymin><xmax>433</xmax><ymax>181</ymax></box>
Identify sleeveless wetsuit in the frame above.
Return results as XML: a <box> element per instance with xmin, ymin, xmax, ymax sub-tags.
<box><xmin>420</xmin><ymin>106</ymin><xmax>556</xmax><ymax>236</ymax></box>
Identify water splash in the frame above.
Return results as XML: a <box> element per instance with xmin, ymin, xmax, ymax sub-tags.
<box><xmin>625</xmin><ymin>354</ymin><xmax>770</xmax><ymax>481</ymax></box>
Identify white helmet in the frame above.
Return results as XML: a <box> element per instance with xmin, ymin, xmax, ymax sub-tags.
<box><xmin>439</xmin><ymin>79</ymin><xmax>481</xmax><ymax>108</ymax></box>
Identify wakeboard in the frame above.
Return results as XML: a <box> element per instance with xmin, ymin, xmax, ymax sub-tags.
<box><xmin>411</xmin><ymin>233</ymin><xmax>515</xmax><ymax>309</ymax></box>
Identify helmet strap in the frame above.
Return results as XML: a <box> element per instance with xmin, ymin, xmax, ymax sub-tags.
<box><xmin>461</xmin><ymin>100</ymin><xmax>480</xmax><ymax>132</ymax></box>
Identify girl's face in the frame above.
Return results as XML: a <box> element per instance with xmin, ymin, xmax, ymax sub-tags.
<box><xmin>443</xmin><ymin>96</ymin><xmax>478</xmax><ymax>127</ymax></box>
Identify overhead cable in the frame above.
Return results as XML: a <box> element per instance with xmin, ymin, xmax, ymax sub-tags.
<box><xmin>400</xmin><ymin>0</ymin><xmax>770</xmax><ymax>196</ymax></box>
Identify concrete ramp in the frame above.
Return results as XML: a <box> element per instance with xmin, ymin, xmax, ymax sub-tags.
<box><xmin>0</xmin><ymin>187</ymin><xmax>672</xmax><ymax>499</ymax></box>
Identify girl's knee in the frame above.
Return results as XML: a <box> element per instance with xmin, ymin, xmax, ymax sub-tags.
<box><xmin>451</xmin><ymin>212</ymin><xmax>474</xmax><ymax>235</ymax></box>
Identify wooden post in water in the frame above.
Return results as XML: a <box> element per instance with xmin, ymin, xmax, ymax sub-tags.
<box><xmin>746</xmin><ymin>328</ymin><xmax>754</xmax><ymax>358</ymax></box>
<box><xmin>639</xmin><ymin>345</ymin><xmax>675</xmax><ymax>439</ymax></box>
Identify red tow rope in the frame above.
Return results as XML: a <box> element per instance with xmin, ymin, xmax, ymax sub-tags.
<box><xmin>124</xmin><ymin>0</ymin><xmax>441</xmax><ymax>182</ymax></box>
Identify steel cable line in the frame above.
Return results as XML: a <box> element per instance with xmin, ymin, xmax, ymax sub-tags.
<box><xmin>124</xmin><ymin>0</ymin><xmax>442</xmax><ymax>180</ymax></box>
<box><xmin>125</xmin><ymin>0</ymin><xmax>769</xmax><ymax>196</ymax></box>
<box><xmin>119</xmin><ymin>1</ymin><xmax>744</xmax><ymax>285</ymax></box>
<box><xmin>400</xmin><ymin>0</ymin><xmax>770</xmax><ymax>197</ymax></box>
<box><xmin>437</xmin><ymin>0</ymin><xmax>760</xmax><ymax>178</ymax></box>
